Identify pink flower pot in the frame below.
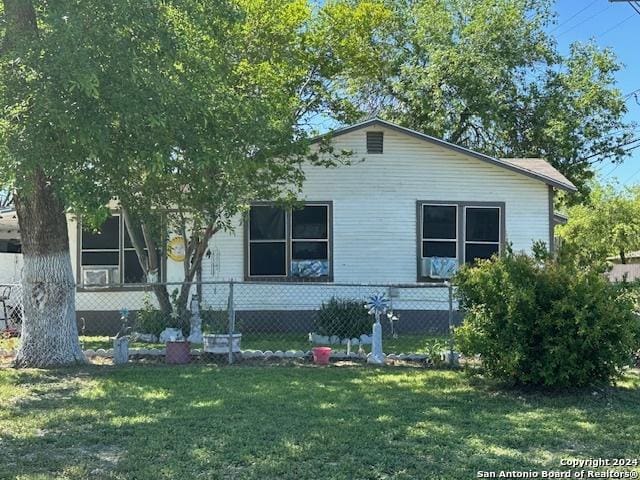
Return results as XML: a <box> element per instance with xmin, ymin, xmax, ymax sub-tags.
<box><xmin>166</xmin><ymin>341</ymin><xmax>191</xmax><ymax>364</ymax></box>
<box><xmin>312</xmin><ymin>347</ymin><xmax>332</xmax><ymax>365</ymax></box>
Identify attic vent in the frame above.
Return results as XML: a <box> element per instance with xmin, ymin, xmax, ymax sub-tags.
<box><xmin>366</xmin><ymin>131</ymin><xmax>384</xmax><ymax>154</ymax></box>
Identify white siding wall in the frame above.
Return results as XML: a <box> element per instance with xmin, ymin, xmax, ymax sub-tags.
<box><xmin>67</xmin><ymin>126</ymin><xmax>551</xmax><ymax>313</ymax></box>
<box><xmin>204</xmin><ymin>126</ymin><xmax>550</xmax><ymax>284</ymax></box>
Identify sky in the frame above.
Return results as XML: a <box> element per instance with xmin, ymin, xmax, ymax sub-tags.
<box><xmin>551</xmin><ymin>0</ymin><xmax>640</xmax><ymax>186</ymax></box>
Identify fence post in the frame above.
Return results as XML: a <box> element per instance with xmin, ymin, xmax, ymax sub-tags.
<box><xmin>227</xmin><ymin>281</ymin><xmax>235</xmax><ymax>365</ymax></box>
<box><xmin>447</xmin><ymin>281</ymin><xmax>454</xmax><ymax>367</ymax></box>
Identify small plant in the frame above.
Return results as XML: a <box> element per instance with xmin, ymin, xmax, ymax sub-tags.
<box><xmin>315</xmin><ymin>297</ymin><xmax>371</xmax><ymax>341</ymax></box>
<box><xmin>423</xmin><ymin>338</ymin><xmax>448</xmax><ymax>368</ymax></box>
<box><xmin>201</xmin><ymin>307</ymin><xmax>228</xmax><ymax>334</ymax></box>
<box><xmin>134</xmin><ymin>295</ymin><xmax>171</xmax><ymax>336</ymax></box>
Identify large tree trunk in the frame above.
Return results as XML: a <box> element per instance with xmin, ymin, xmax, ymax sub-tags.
<box><xmin>14</xmin><ymin>171</ymin><xmax>85</xmax><ymax>367</ymax></box>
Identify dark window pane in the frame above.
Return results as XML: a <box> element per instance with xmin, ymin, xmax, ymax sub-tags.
<box><xmin>82</xmin><ymin>216</ymin><xmax>120</xmax><ymax>249</ymax></box>
<box><xmin>422</xmin><ymin>241</ymin><xmax>457</xmax><ymax>258</ymax></box>
<box><xmin>250</xmin><ymin>206</ymin><xmax>285</xmax><ymax>240</ymax></box>
<box><xmin>124</xmin><ymin>223</ymin><xmax>145</xmax><ymax>249</ymax></box>
<box><xmin>466</xmin><ymin>208</ymin><xmax>500</xmax><ymax>242</ymax></box>
<box><xmin>423</xmin><ymin>205</ymin><xmax>456</xmax><ymax>239</ymax></box>
<box><xmin>292</xmin><ymin>241</ymin><xmax>328</xmax><ymax>260</ymax></box>
<box><xmin>82</xmin><ymin>251</ymin><xmax>119</xmax><ymax>266</ymax></box>
<box><xmin>0</xmin><ymin>239</ymin><xmax>21</xmax><ymax>253</ymax></box>
<box><xmin>292</xmin><ymin>206</ymin><xmax>328</xmax><ymax>239</ymax></box>
<box><xmin>123</xmin><ymin>251</ymin><xmax>146</xmax><ymax>283</ymax></box>
<box><xmin>465</xmin><ymin>243</ymin><xmax>499</xmax><ymax>263</ymax></box>
<box><xmin>250</xmin><ymin>242</ymin><xmax>286</xmax><ymax>276</ymax></box>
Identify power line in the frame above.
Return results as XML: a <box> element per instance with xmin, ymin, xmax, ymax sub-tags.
<box><xmin>557</xmin><ymin>4</ymin><xmax>613</xmax><ymax>37</ymax></box>
<box><xmin>550</xmin><ymin>0</ymin><xmax>599</xmax><ymax>33</ymax></box>
<box><xmin>624</xmin><ymin>88</ymin><xmax>640</xmax><ymax>99</ymax></box>
<box><xmin>595</xmin><ymin>12</ymin><xmax>636</xmax><ymax>39</ymax></box>
<box><xmin>629</xmin><ymin>1</ymin><xmax>640</xmax><ymax>16</ymax></box>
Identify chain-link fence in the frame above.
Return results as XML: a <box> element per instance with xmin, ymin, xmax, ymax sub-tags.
<box><xmin>0</xmin><ymin>283</ymin><xmax>23</xmax><ymax>335</ymax></box>
<box><xmin>1</xmin><ymin>281</ymin><xmax>461</xmax><ymax>363</ymax></box>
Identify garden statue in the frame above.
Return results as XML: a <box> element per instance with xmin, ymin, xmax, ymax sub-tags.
<box><xmin>365</xmin><ymin>293</ymin><xmax>389</xmax><ymax>365</ymax></box>
<box><xmin>113</xmin><ymin>308</ymin><xmax>131</xmax><ymax>365</ymax></box>
<box><xmin>187</xmin><ymin>293</ymin><xmax>203</xmax><ymax>344</ymax></box>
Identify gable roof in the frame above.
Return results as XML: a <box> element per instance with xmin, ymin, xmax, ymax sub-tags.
<box><xmin>311</xmin><ymin>118</ymin><xmax>577</xmax><ymax>192</ymax></box>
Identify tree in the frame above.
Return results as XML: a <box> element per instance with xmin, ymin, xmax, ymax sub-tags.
<box><xmin>99</xmin><ymin>0</ymin><xmax>367</xmax><ymax>326</ymax></box>
<box><xmin>556</xmin><ymin>182</ymin><xmax>640</xmax><ymax>265</ymax></box>
<box><xmin>0</xmin><ymin>0</ymin><xmax>368</xmax><ymax>366</ymax></box>
<box><xmin>329</xmin><ymin>0</ymin><xmax>635</xmax><ymax>196</ymax></box>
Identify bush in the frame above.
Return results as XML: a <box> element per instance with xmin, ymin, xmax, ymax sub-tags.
<box><xmin>454</xmin><ymin>246</ymin><xmax>639</xmax><ymax>387</ymax></box>
<box><xmin>315</xmin><ymin>297</ymin><xmax>371</xmax><ymax>341</ymax></box>
<box><xmin>134</xmin><ymin>296</ymin><xmax>171</xmax><ymax>336</ymax></box>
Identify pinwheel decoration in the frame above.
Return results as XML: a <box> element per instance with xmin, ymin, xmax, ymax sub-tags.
<box><xmin>365</xmin><ymin>293</ymin><xmax>390</xmax><ymax>317</ymax></box>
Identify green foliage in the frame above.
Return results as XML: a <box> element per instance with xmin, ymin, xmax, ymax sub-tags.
<box><xmin>134</xmin><ymin>296</ymin><xmax>172</xmax><ymax>336</ymax></box>
<box><xmin>201</xmin><ymin>308</ymin><xmax>228</xmax><ymax>334</ymax></box>
<box><xmin>329</xmin><ymin>0</ymin><xmax>634</xmax><ymax>194</ymax></box>
<box><xmin>454</xmin><ymin>247</ymin><xmax>639</xmax><ymax>387</ymax></box>
<box><xmin>315</xmin><ymin>297</ymin><xmax>371</xmax><ymax>341</ymax></box>
<box><xmin>557</xmin><ymin>181</ymin><xmax>640</xmax><ymax>265</ymax></box>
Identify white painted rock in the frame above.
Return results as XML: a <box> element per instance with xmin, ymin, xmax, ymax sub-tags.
<box><xmin>131</xmin><ymin>332</ymin><xmax>158</xmax><ymax>343</ymax></box>
<box><xmin>263</xmin><ymin>350</ymin><xmax>274</xmax><ymax>358</ymax></box>
<box><xmin>309</xmin><ymin>333</ymin><xmax>330</xmax><ymax>345</ymax></box>
<box><xmin>84</xmin><ymin>349</ymin><xmax>96</xmax><ymax>357</ymax></box>
<box><xmin>96</xmin><ymin>349</ymin><xmax>107</xmax><ymax>357</ymax></box>
<box><xmin>359</xmin><ymin>334</ymin><xmax>373</xmax><ymax>345</ymax></box>
<box><xmin>159</xmin><ymin>328</ymin><xmax>184</xmax><ymax>343</ymax></box>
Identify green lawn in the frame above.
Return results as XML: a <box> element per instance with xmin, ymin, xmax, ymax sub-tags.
<box><xmin>1</xmin><ymin>365</ymin><xmax>639</xmax><ymax>479</ymax></box>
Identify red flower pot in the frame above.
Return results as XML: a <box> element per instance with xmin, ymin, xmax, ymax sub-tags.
<box><xmin>312</xmin><ymin>347</ymin><xmax>332</xmax><ymax>365</ymax></box>
<box><xmin>166</xmin><ymin>341</ymin><xmax>191</xmax><ymax>364</ymax></box>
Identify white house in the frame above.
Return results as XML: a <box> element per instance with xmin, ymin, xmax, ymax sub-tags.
<box><xmin>0</xmin><ymin>118</ymin><xmax>575</xmax><ymax>334</ymax></box>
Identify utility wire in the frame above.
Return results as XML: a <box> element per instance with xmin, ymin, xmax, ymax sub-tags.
<box><xmin>557</xmin><ymin>4</ymin><xmax>612</xmax><ymax>37</ymax></box>
<box><xmin>595</xmin><ymin>12</ymin><xmax>636</xmax><ymax>39</ymax></box>
<box><xmin>549</xmin><ymin>0</ymin><xmax>599</xmax><ymax>33</ymax></box>
<box><xmin>629</xmin><ymin>1</ymin><xmax>640</xmax><ymax>16</ymax></box>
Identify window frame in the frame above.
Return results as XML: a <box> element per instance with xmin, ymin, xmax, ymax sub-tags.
<box><xmin>463</xmin><ymin>206</ymin><xmax>502</xmax><ymax>264</ymax></box>
<box><xmin>245</xmin><ymin>201</ymin><xmax>333</xmax><ymax>282</ymax></box>
<box><xmin>417</xmin><ymin>200</ymin><xmax>505</xmax><ymax>282</ymax></box>
<box><xmin>420</xmin><ymin>203</ymin><xmax>458</xmax><ymax>262</ymax></box>
<box><xmin>77</xmin><ymin>211</ymin><xmax>167</xmax><ymax>291</ymax></box>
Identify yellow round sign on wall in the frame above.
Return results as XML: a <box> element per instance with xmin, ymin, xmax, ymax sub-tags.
<box><xmin>167</xmin><ymin>236</ymin><xmax>186</xmax><ymax>262</ymax></box>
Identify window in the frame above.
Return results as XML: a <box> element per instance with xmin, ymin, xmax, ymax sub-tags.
<box><xmin>247</xmin><ymin>203</ymin><xmax>331</xmax><ymax>280</ymax></box>
<box><xmin>464</xmin><ymin>207</ymin><xmax>500</xmax><ymax>263</ymax></box>
<box><xmin>81</xmin><ymin>215</ymin><xmax>121</xmax><ymax>285</ymax></box>
<box><xmin>80</xmin><ymin>214</ymin><xmax>163</xmax><ymax>286</ymax></box>
<box><xmin>248</xmin><ymin>206</ymin><xmax>287</xmax><ymax>277</ymax></box>
<box><xmin>366</xmin><ymin>131</ymin><xmax>384</xmax><ymax>154</ymax></box>
<box><xmin>418</xmin><ymin>202</ymin><xmax>503</xmax><ymax>279</ymax></box>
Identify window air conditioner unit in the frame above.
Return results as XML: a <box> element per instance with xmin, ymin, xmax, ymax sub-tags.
<box><xmin>421</xmin><ymin>257</ymin><xmax>458</xmax><ymax>279</ymax></box>
<box><xmin>83</xmin><ymin>268</ymin><xmax>112</xmax><ymax>287</ymax></box>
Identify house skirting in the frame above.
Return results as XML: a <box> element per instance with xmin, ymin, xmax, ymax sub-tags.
<box><xmin>75</xmin><ymin>309</ymin><xmax>463</xmax><ymax>336</ymax></box>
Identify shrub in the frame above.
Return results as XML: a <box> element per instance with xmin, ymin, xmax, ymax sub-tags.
<box><xmin>315</xmin><ymin>297</ymin><xmax>371</xmax><ymax>341</ymax></box>
<box><xmin>454</xmin><ymin>246</ymin><xmax>639</xmax><ymax>387</ymax></box>
<box><xmin>134</xmin><ymin>296</ymin><xmax>171</xmax><ymax>336</ymax></box>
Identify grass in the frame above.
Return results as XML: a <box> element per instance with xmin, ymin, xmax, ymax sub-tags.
<box><xmin>1</xmin><ymin>365</ymin><xmax>639</xmax><ymax>479</ymax></box>
<box><xmin>3</xmin><ymin>333</ymin><xmax>451</xmax><ymax>356</ymax></box>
